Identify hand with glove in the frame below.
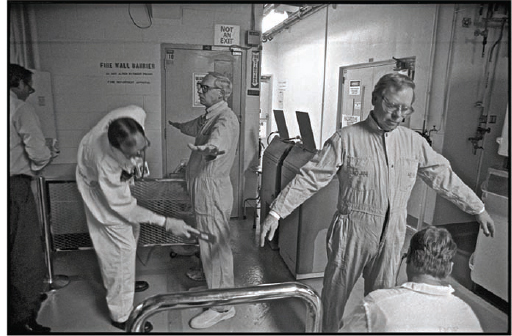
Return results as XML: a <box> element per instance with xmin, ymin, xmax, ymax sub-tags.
<box><xmin>164</xmin><ymin>217</ymin><xmax>200</xmax><ymax>239</ymax></box>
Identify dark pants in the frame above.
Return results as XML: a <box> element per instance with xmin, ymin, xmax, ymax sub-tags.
<box><xmin>9</xmin><ymin>175</ymin><xmax>46</xmax><ymax>329</ymax></box>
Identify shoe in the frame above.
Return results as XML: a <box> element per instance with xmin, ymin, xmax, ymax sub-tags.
<box><xmin>28</xmin><ymin>320</ymin><xmax>51</xmax><ymax>333</ymax></box>
<box><xmin>186</xmin><ymin>267</ymin><xmax>206</xmax><ymax>281</ymax></box>
<box><xmin>135</xmin><ymin>280</ymin><xmax>149</xmax><ymax>292</ymax></box>
<box><xmin>189</xmin><ymin>307</ymin><xmax>236</xmax><ymax>329</ymax></box>
<box><xmin>111</xmin><ymin>320</ymin><xmax>153</xmax><ymax>332</ymax></box>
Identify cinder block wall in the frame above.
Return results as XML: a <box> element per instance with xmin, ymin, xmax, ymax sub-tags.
<box><xmin>31</xmin><ymin>3</ymin><xmax>262</xmax><ymax>182</ymax></box>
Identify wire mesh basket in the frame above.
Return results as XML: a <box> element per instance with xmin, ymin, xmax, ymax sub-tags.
<box><xmin>44</xmin><ymin>178</ymin><xmax>195</xmax><ymax>251</ymax></box>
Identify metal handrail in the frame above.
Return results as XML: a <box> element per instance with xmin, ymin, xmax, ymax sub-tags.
<box><xmin>127</xmin><ymin>281</ymin><xmax>322</xmax><ymax>332</ymax></box>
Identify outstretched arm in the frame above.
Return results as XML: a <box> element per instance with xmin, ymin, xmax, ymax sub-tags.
<box><xmin>187</xmin><ymin>143</ymin><xmax>225</xmax><ymax>158</ymax></box>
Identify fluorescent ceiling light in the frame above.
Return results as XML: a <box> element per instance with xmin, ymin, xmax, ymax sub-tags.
<box><xmin>262</xmin><ymin>9</ymin><xmax>288</xmax><ymax>33</ymax></box>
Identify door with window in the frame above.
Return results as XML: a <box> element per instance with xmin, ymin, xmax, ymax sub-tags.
<box><xmin>162</xmin><ymin>45</ymin><xmax>243</xmax><ymax>217</ymax></box>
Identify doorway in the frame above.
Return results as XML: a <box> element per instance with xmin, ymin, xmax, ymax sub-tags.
<box><xmin>260</xmin><ymin>75</ymin><xmax>272</xmax><ymax>143</ymax></box>
<box><xmin>161</xmin><ymin>45</ymin><xmax>243</xmax><ymax>217</ymax></box>
<box><xmin>338</xmin><ymin>58</ymin><xmax>415</xmax><ymax>129</ymax></box>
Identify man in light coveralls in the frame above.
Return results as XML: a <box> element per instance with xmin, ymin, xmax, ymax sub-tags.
<box><xmin>260</xmin><ymin>73</ymin><xmax>494</xmax><ymax>332</ymax></box>
<box><xmin>168</xmin><ymin>72</ymin><xmax>240</xmax><ymax>329</ymax></box>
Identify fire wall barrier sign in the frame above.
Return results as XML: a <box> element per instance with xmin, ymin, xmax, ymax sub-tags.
<box><xmin>251</xmin><ymin>51</ymin><xmax>260</xmax><ymax>89</ymax></box>
<box><xmin>100</xmin><ymin>62</ymin><xmax>156</xmax><ymax>86</ymax></box>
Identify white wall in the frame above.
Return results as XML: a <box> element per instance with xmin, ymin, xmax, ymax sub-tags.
<box><xmin>264</xmin><ymin>5</ymin><xmax>438</xmax><ymax>147</ymax></box>
<box><xmin>261</xmin><ymin>3</ymin><xmax>509</xmax><ymax>225</ymax></box>
<box><xmin>270</xmin><ymin>12</ymin><xmax>327</xmax><ymax>147</ymax></box>
<box><xmin>431</xmin><ymin>4</ymin><xmax>510</xmax><ymax>225</ymax></box>
<box><xmin>23</xmin><ymin>3</ymin><xmax>263</xmax><ymax>202</ymax></box>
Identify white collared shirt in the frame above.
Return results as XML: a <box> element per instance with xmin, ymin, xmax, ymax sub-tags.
<box><xmin>10</xmin><ymin>91</ymin><xmax>51</xmax><ymax>176</ymax></box>
<box><xmin>340</xmin><ymin>282</ymin><xmax>483</xmax><ymax>332</ymax></box>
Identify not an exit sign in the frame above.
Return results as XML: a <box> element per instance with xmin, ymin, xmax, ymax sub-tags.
<box><xmin>214</xmin><ymin>24</ymin><xmax>240</xmax><ymax>46</ymax></box>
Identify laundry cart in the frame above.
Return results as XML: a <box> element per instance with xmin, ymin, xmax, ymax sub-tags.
<box><xmin>38</xmin><ymin>174</ymin><xmax>195</xmax><ymax>251</ymax></box>
<box><xmin>277</xmin><ymin>112</ymin><xmax>339</xmax><ymax>279</ymax></box>
<box><xmin>470</xmin><ymin>167</ymin><xmax>509</xmax><ymax>302</ymax></box>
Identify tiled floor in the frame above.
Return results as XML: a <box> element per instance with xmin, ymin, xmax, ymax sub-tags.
<box><xmin>37</xmin><ymin>217</ymin><xmax>509</xmax><ymax>333</ymax></box>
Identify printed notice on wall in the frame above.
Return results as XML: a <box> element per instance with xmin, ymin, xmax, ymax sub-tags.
<box><xmin>100</xmin><ymin>62</ymin><xmax>155</xmax><ymax>85</ymax></box>
<box><xmin>251</xmin><ymin>51</ymin><xmax>260</xmax><ymax>89</ymax></box>
<box><xmin>349</xmin><ymin>80</ymin><xmax>361</xmax><ymax>95</ymax></box>
<box><xmin>214</xmin><ymin>24</ymin><xmax>240</xmax><ymax>46</ymax></box>
<box><xmin>193</xmin><ymin>73</ymin><xmax>208</xmax><ymax>107</ymax></box>
<box><xmin>342</xmin><ymin>114</ymin><xmax>360</xmax><ymax>128</ymax></box>
<box><xmin>277</xmin><ymin>91</ymin><xmax>284</xmax><ymax>109</ymax></box>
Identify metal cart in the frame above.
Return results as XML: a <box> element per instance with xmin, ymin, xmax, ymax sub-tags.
<box><xmin>37</xmin><ymin>175</ymin><xmax>196</xmax><ymax>289</ymax></box>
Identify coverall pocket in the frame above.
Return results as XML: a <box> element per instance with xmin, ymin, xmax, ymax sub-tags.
<box><xmin>398</xmin><ymin>157</ymin><xmax>418</xmax><ymax>192</ymax></box>
<box><xmin>345</xmin><ymin>156</ymin><xmax>372</xmax><ymax>191</ymax></box>
<box><xmin>326</xmin><ymin>212</ymin><xmax>349</xmax><ymax>267</ymax></box>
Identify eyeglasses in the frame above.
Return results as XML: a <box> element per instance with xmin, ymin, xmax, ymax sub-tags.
<box><xmin>197</xmin><ymin>83</ymin><xmax>221</xmax><ymax>93</ymax></box>
<box><xmin>136</xmin><ymin>137</ymin><xmax>151</xmax><ymax>158</ymax></box>
<box><xmin>382</xmin><ymin>95</ymin><xmax>414</xmax><ymax>117</ymax></box>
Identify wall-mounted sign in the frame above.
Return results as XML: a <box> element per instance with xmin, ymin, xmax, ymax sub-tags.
<box><xmin>342</xmin><ymin>114</ymin><xmax>360</xmax><ymax>128</ymax></box>
<box><xmin>230</xmin><ymin>47</ymin><xmax>243</xmax><ymax>56</ymax></box>
<box><xmin>349</xmin><ymin>80</ymin><xmax>361</xmax><ymax>95</ymax></box>
<box><xmin>277</xmin><ymin>91</ymin><xmax>284</xmax><ymax>109</ymax></box>
<box><xmin>100</xmin><ymin>61</ymin><xmax>156</xmax><ymax>85</ymax></box>
<box><xmin>247</xmin><ymin>89</ymin><xmax>260</xmax><ymax>96</ymax></box>
<box><xmin>165</xmin><ymin>50</ymin><xmax>175</xmax><ymax>66</ymax></box>
<box><xmin>214</xmin><ymin>24</ymin><xmax>240</xmax><ymax>46</ymax></box>
<box><xmin>251</xmin><ymin>51</ymin><xmax>260</xmax><ymax>89</ymax></box>
<box><xmin>193</xmin><ymin>73</ymin><xmax>208</xmax><ymax>107</ymax></box>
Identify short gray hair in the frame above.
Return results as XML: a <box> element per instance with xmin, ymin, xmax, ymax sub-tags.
<box><xmin>372</xmin><ymin>73</ymin><xmax>415</xmax><ymax>104</ymax></box>
<box><xmin>407</xmin><ymin>226</ymin><xmax>457</xmax><ymax>279</ymax></box>
<box><xmin>208</xmin><ymin>71</ymin><xmax>232</xmax><ymax>101</ymax></box>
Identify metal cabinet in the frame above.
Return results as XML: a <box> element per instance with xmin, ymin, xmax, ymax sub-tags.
<box><xmin>470</xmin><ymin>168</ymin><xmax>509</xmax><ymax>302</ymax></box>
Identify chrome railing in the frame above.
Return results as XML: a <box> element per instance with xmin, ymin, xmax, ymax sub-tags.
<box><xmin>127</xmin><ymin>281</ymin><xmax>322</xmax><ymax>332</ymax></box>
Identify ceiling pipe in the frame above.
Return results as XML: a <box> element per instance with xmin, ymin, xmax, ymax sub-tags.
<box><xmin>262</xmin><ymin>4</ymin><xmax>327</xmax><ymax>42</ymax></box>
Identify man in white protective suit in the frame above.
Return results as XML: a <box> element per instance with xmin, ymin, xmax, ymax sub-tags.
<box><xmin>76</xmin><ymin>105</ymin><xmax>200</xmax><ymax>331</ymax></box>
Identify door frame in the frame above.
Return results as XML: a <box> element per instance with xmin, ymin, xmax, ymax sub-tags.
<box><xmin>260</xmin><ymin>74</ymin><xmax>273</xmax><ymax>140</ymax></box>
<box><xmin>337</xmin><ymin>57</ymin><xmax>416</xmax><ymax>129</ymax></box>
<box><xmin>160</xmin><ymin>43</ymin><xmax>246</xmax><ymax>217</ymax></box>
<box><xmin>337</xmin><ymin>59</ymin><xmax>396</xmax><ymax>129</ymax></box>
